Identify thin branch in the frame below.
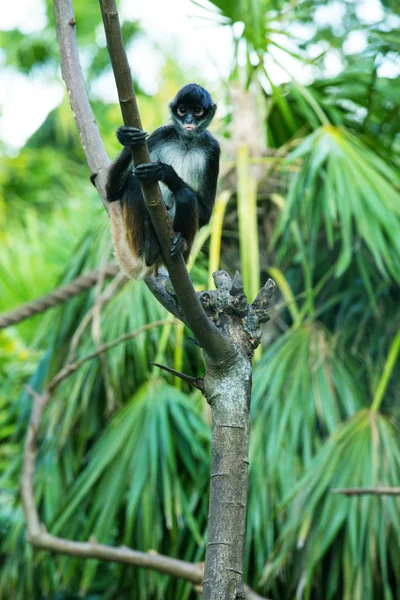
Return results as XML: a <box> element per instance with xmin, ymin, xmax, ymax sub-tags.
<box><xmin>332</xmin><ymin>487</ymin><xmax>400</xmax><ymax>496</ymax></box>
<box><xmin>48</xmin><ymin>319</ymin><xmax>173</xmax><ymax>392</ymax></box>
<box><xmin>151</xmin><ymin>362</ymin><xmax>205</xmax><ymax>392</ymax></box>
<box><xmin>27</xmin><ymin>531</ymin><xmax>203</xmax><ymax>584</ymax></box>
<box><xmin>99</xmin><ymin>0</ymin><xmax>234</xmax><ymax>365</ymax></box>
<box><xmin>67</xmin><ymin>270</ymin><xmax>127</xmax><ymax>362</ymax></box>
<box><xmin>53</xmin><ymin>0</ymin><xmax>110</xmax><ymax>200</ymax></box>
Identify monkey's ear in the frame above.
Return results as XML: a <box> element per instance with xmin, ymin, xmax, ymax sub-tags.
<box><xmin>209</xmin><ymin>104</ymin><xmax>217</xmax><ymax>119</ymax></box>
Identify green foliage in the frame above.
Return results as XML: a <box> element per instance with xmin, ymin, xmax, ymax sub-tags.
<box><xmin>0</xmin><ymin>29</ymin><xmax>57</xmax><ymax>73</ymax></box>
<box><xmin>1</xmin><ymin>0</ymin><xmax>400</xmax><ymax>598</ymax></box>
<box><xmin>244</xmin><ymin>324</ymin><xmax>365</xmax><ymax>578</ymax></box>
<box><xmin>263</xmin><ymin>410</ymin><xmax>400</xmax><ymax>600</ymax></box>
<box><xmin>44</xmin><ymin>381</ymin><xmax>210</xmax><ymax>599</ymax></box>
<box><xmin>275</xmin><ymin>126</ymin><xmax>400</xmax><ymax>282</ymax></box>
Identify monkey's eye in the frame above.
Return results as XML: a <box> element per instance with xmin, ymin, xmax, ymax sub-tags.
<box><xmin>194</xmin><ymin>106</ymin><xmax>204</xmax><ymax>117</ymax></box>
<box><xmin>177</xmin><ymin>106</ymin><xmax>187</xmax><ymax>117</ymax></box>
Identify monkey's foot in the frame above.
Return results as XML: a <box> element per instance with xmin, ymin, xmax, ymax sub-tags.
<box><xmin>134</xmin><ymin>162</ymin><xmax>166</xmax><ymax>182</ymax></box>
<box><xmin>170</xmin><ymin>232</ymin><xmax>188</xmax><ymax>257</ymax></box>
<box><xmin>117</xmin><ymin>126</ymin><xmax>148</xmax><ymax>147</ymax></box>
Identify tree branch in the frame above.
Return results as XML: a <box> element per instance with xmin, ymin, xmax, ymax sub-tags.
<box><xmin>332</xmin><ymin>487</ymin><xmax>400</xmax><ymax>496</ymax></box>
<box><xmin>30</xmin><ymin>532</ymin><xmax>203</xmax><ymax>583</ymax></box>
<box><xmin>48</xmin><ymin>319</ymin><xmax>173</xmax><ymax>392</ymax></box>
<box><xmin>53</xmin><ymin>0</ymin><xmax>110</xmax><ymax>202</ymax></box>
<box><xmin>98</xmin><ymin>0</ymin><xmax>234</xmax><ymax>365</ymax></box>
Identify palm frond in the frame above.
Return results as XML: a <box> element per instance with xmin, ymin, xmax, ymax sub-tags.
<box><xmin>274</xmin><ymin>126</ymin><xmax>400</xmax><ymax>283</ymax></box>
<box><xmin>244</xmin><ymin>323</ymin><xmax>365</xmax><ymax>584</ymax></box>
<box><xmin>48</xmin><ymin>381</ymin><xmax>210</xmax><ymax>594</ymax></box>
<box><xmin>262</xmin><ymin>409</ymin><xmax>400</xmax><ymax>600</ymax></box>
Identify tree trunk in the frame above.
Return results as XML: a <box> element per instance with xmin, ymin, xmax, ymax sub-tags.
<box><xmin>203</xmin><ymin>355</ymin><xmax>252</xmax><ymax>600</ymax></box>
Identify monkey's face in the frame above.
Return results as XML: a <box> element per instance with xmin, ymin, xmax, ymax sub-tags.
<box><xmin>169</xmin><ymin>84</ymin><xmax>217</xmax><ymax>135</ymax></box>
<box><xmin>171</xmin><ymin>102</ymin><xmax>217</xmax><ymax>135</ymax></box>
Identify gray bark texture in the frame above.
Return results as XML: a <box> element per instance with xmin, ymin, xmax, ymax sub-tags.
<box><xmin>201</xmin><ymin>272</ymin><xmax>275</xmax><ymax>599</ymax></box>
<box><xmin>203</xmin><ymin>358</ymin><xmax>252</xmax><ymax>600</ymax></box>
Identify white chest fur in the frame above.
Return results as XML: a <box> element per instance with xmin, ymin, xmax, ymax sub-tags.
<box><xmin>152</xmin><ymin>142</ymin><xmax>206</xmax><ymax>192</ymax></box>
<box><xmin>149</xmin><ymin>142</ymin><xmax>206</xmax><ymax>221</ymax></box>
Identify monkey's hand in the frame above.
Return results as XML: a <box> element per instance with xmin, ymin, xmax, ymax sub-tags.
<box><xmin>117</xmin><ymin>126</ymin><xmax>148</xmax><ymax>147</ymax></box>
<box><xmin>134</xmin><ymin>162</ymin><xmax>168</xmax><ymax>182</ymax></box>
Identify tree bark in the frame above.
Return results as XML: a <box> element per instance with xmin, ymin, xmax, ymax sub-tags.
<box><xmin>199</xmin><ymin>272</ymin><xmax>275</xmax><ymax>599</ymax></box>
<box><xmin>203</xmin><ymin>358</ymin><xmax>252</xmax><ymax>600</ymax></box>
<box><xmin>53</xmin><ymin>0</ymin><xmax>110</xmax><ymax>204</ymax></box>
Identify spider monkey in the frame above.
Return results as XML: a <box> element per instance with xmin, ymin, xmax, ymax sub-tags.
<box><xmin>106</xmin><ymin>83</ymin><xmax>220</xmax><ymax>279</ymax></box>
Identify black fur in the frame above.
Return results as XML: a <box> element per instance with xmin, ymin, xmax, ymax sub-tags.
<box><xmin>171</xmin><ymin>83</ymin><xmax>214</xmax><ymax>110</ymax></box>
<box><xmin>106</xmin><ymin>84</ymin><xmax>220</xmax><ymax>266</ymax></box>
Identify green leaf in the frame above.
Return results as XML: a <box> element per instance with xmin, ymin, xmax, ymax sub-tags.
<box><xmin>262</xmin><ymin>410</ymin><xmax>400</xmax><ymax>599</ymax></box>
<box><xmin>275</xmin><ymin>126</ymin><xmax>400</xmax><ymax>285</ymax></box>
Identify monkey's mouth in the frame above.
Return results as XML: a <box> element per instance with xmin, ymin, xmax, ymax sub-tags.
<box><xmin>184</xmin><ymin>124</ymin><xmax>196</xmax><ymax>131</ymax></box>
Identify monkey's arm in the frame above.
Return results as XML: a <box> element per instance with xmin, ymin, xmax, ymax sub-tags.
<box><xmin>106</xmin><ymin>127</ymin><xmax>149</xmax><ymax>202</ymax></box>
<box><xmin>197</xmin><ymin>136</ymin><xmax>220</xmax><ymax>227</ymax></box>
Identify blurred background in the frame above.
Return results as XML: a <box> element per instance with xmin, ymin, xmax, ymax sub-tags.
<box><xmin>1</xmin><ymin>0</ymin><xmax>400</xmax><ymax>598</ymax></box>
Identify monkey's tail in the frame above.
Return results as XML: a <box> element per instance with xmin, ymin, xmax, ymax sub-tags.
<box><xmin>108</xmin><ymin>203</ymin><xmax>151</xmax><ymax>280</ymax></box>
<box><xmin>114</xmin><ymin>252</ymin><xmax>150</xmax><ymax>280</ymax></box>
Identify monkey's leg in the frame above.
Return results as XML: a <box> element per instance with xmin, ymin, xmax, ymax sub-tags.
<box><xmin>171</xmin><ymin>188</ymin><xmax>199</xmax><ymax>260</ymax></box>
<box><xmin>144</xmin><ymin>213</ymin><xmax>161</xmax><ymax>267</ymax></box>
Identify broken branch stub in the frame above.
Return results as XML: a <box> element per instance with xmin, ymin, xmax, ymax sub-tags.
<box><xmin>199</xmin><ymin>270</ymin><xmax>276</xmax><ymax>359</ymax></box>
